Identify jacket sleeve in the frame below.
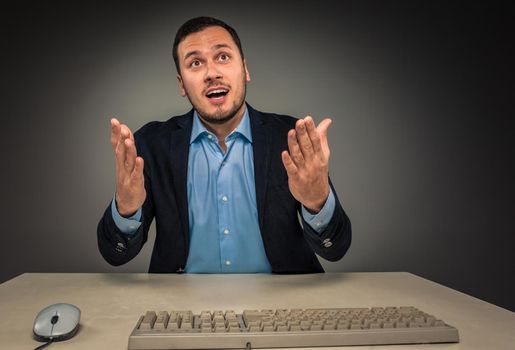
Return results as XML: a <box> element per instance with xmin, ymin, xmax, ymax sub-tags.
<box><xmin>97</xmin><ymin>174</ymin><xmax>155</xmax><ymax>266</ymax></box>
<box><xmin>300</xmin><ymin>177</ymin><xmax>352</xmax><ymax>261</ymax></box>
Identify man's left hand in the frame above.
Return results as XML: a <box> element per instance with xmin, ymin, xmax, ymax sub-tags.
<box><xmin>281</xmin><ymin>116</ymin><xmax>332</xmax><ymax>214</ymax></box>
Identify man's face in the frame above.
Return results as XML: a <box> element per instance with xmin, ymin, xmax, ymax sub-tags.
<box><xmin>176</xmin><ymin>26</ymin><xmax>250</xmax><ymax>124</ymax></box>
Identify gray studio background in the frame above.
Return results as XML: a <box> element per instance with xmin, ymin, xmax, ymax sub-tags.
<box><xmin>2</xmin><ymin>1</ymin><xmax>514</xmax><ymax>311</ymax></box>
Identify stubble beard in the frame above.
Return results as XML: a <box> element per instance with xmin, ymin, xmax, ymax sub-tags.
<box><xmin>186</xmin><ymin>77</ymin><xmax>247</xmax><ymax>125</ymax></box>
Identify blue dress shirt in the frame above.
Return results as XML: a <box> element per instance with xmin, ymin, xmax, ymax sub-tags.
<box><xmin>111</xmin><ymin>107</ymin><xmax>335</xmax><ymax>272</ymax></box>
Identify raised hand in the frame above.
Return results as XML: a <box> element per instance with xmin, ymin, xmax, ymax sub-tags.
<box><xmin>281</xmin><ymin>116</ymin><xmax>332</xmax><ymax>213</ymax></box>
<box><xmin>110</xmin><ymin>118</ymin><xmax>146</xmax><ymax>217</ymax></box>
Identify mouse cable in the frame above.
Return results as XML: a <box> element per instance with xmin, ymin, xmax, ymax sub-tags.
<box><xmin>34</xmin><ymin>338</ymin><xmax>53</xmax><ymax>350</ymax></box>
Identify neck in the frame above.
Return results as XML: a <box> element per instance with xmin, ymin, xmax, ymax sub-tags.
<box><xmin>198</xmin><ymin>103</ymin><xmax>246</xmax><ymax>142</ymax></box>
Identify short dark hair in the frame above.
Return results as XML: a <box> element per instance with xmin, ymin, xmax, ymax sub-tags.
<box><xmin>172</xmin><ymin>16</ymin><xmax>244</xmax><ymax>74</ymax></box>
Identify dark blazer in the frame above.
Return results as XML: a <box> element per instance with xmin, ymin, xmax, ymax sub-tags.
<box><xmin>97</xmin><ymin>104</ymin><xmax>351</xmax><ymax>273</ymax></box>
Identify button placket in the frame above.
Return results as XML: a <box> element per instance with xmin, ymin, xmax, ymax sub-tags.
<box><xmin>218</xmin><ymin>143</ymin><xmax>233</xmax><ymax>271</ymax></box>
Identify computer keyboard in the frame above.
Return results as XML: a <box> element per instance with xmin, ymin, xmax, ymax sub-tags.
<box><xmin>128</xmin><ymin>306</ymin><xmax>459</xmax><ymax>349</ymax></box>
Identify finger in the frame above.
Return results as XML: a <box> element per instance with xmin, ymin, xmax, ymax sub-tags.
<box><xmin>115</xmin><ymin>139</ymin><xmax>127</xmax><ymax>175</ymax></box>
<box><xmin>120</xmin><ymin>124</ymin><xmax>134</xmax><ymax>141</ymax></box>
<box><xmin>124</xmin><ymin>137</ymin><xmax>137</xmax><ymax>173</ymax></box>
<box><xmin>118</xmin><ymin>124</ymin><xmax>134</xmax><ymax>154</ymax></box>
<box><xmin>295</xmin><ymin>118</ymin><xmax>314</xmax><ymax>160</ymax></box>
<box><xmin>317</xmin><ymin>118</ymin><xmax>332</xmax><ymax>158</ymax></box>
<box><xmin>317</xmin><ymin>118</ymin><xmax>332</xmax><ymax>140</ymax></box>
<box><xmin>114</xmin><ymin>124</ymin><xmax>132</xmax><ymax>174</ymax></box>
<box><xmin>287</xmin><ymin>129</ymin><xmax>305</xmax><ymax>166</ymax></box>
<box><xmin>304</xmin><ymin>116</ymin><xmax>322</xmax><ymax>155</ymax></box>
<box><xmin>131</xmin><ymin>156</ymin><xmax>145</xmax><ymax>182</ymax></box>
<box><xmin>110</xmin><ymin>118</ymin><xmax>121</xmax><ymax>151</ymax></box>
<box><xmin>281</xmin><ymin>151</ymin><xmax>298</xmax><ymax>177</ymax></box>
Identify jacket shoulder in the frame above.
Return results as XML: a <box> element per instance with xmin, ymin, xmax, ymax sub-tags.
<box><xmin>248</xmin><ymin>105</ymin><xmax>299</xmax><ymax>131</ymax></box>
<box><xmin>134</xmin><ymin>112</ymin><xmax>191</xmax><ymax>141</ymax></box>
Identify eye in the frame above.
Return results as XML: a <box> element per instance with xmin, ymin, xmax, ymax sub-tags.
<box><xmin>190</xmin><ymin>60</ymin><xmax>201</xmax><ymax>68</ymax></box>
<box><xmin>218</xmin><ymin>53</ymin><xmax>230</xmax><ymax>62</ymax></box>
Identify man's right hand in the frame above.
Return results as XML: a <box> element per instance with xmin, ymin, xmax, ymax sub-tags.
<box><xmin>110</xmin><ymin>118</ymin><xmax>146</xmax><ymax>217</ymax></box>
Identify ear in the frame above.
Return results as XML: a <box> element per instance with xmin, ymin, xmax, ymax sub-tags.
<box><xmin>244</xmin><ymin>59</ymin><xmax>251</xmax><ymax>82</ymax></box>
<box><xmin>177</xmin><ymin>74</ymin><xmax>186</xmax><ymax>97</ymax></box>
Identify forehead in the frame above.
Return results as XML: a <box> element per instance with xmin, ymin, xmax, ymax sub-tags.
<box><xmin>178</xmin><ymin>26</ymin><xmax>237</xmax><ymax>58</ymax></box>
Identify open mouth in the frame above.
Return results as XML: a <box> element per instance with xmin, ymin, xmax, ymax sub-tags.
<box><xmin>205</xmin><ymin>88</ymin><xmax>229</xmax><ymax>100</ymax></box>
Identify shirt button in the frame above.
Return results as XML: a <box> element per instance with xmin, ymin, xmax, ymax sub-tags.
<box><xmin>221</xmin><ymin>161</ymin><xmax>227</xmax><ymax>166</ymax></box>
<box><xmin>223</xmin><ymin>229</ymin><xmax>230</xmax><ymax>235</ymax></box>
<box><xmin>222</xmin><ymin>195</ymin><xmax>228</xmax><ymax>202</ymax></box>
<box><xmin>207</xmin><ymin>134</ymin><xmax>213</xmax><ymax>139</ymax></box>
<box><xmin>225</xmin><ymin>260</ymin><xmax>231</xmax><ymax>266</ymax></box>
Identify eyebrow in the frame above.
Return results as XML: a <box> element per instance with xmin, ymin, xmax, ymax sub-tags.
<box><xmin>183</xmin><ymin>43</ymin><xmax>233</xmax><ymax>61</ymax></box>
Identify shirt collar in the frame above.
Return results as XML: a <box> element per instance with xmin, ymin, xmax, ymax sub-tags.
<box><xmin>190</xmin><ymin>106</ymin><xmax>253</xmax><ymax>144</ymax></box>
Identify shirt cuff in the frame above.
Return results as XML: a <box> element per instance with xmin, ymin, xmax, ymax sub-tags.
<box><xmin>301</xmin><ymin>188</ymin><xmax>335</xmax><ymax>234</ymax></box>
<box><xmin>111</xmin><ymin>197</ymin><xmax>142</xmax><ymax>235</ymax></box>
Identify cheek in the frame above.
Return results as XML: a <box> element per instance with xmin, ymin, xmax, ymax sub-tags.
<box><xmin>228</xmin><ymin>69</ymin><xmax>246</xmax><ymax>87</ymax></box>
<box><xmin>183</xmin><ymin>77</ymin><xmax>203</xmax><ymax>95</ymax></box>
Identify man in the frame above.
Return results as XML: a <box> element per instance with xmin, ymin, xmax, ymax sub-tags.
<box><xmin>97</xmin><ymin>16</ymin><xmax>351</xmax><ymax>273</ymax></box>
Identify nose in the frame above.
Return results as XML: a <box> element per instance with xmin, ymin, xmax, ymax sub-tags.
<box><xmin>204</xmin><ymin>59</ymin><xmax>222</xmax><ymax>82</ymax></box>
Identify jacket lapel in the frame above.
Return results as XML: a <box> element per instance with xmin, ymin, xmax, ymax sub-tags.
<box><xmin>168</xmin><ymin>111</ymin><xmax>194</xmax><ymax>246</ymax></box>
<box><xmin>248</xmin><ymin>104</ymin><xmax>271</xmax><ymax>230</ymax></box>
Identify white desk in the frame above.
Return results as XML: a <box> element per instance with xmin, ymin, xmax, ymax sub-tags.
<box><xmin>1</xmin><ymin>272</ymin><xmax>514</xmax><ymax>349</ymax></box>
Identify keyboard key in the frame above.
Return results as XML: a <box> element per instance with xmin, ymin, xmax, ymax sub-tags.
<box><xmin>154</xmin><ymin>311</ymin><xmax>169</xmax><ymax>329</ymax></box>
<box><xmin>243</xmin><ymin>310</ymin><xmax>266</xmax><ymax>323</ymax></box>
<box><xmin>214</xmin><ymin>325</ymin><xmax>225</xmax><ymax>333</ymax></box>
<box><xmin>228</xmin><ymin>326</ymin><xmax>241</xmax><ymax>332</ymax></box>
<box><xmin>139</xmin><ymin>311</ymin><xmax>156</xmax><ymax>329</ymax></box>
<box><xmin>276</xmin><ymin>324</ymin><xmax>288</xmax><ymax>331</ymax></box>
<box><xmin>323</xmin><ymin>322</ymin><xmax>336</xmax><ymax>330</ymax></box>
<box><xmin>248</xmin><ymin>325</ymin><xmax>261</xmax><ymax>332</ymax></box>
<box><xmin>262</xmin><ymin>325</ymin><xmax>274</xmax><ymax>332</ymax></box>
<box><xmin>311</xmin><ymin>324</ymin><xmax>323</xmax><ymax>330</ymax></box>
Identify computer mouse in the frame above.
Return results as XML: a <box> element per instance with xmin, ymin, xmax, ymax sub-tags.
<box><xmin>33</xmin><ymin>303</ymin><xmax>81</xmax><ymax>342</ymax></box>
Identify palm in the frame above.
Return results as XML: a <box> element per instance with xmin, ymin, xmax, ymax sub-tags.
<box><xmin>281</xmin><ymin>117</ymin><xmax>332</xmax><ymax>213</ymax></box>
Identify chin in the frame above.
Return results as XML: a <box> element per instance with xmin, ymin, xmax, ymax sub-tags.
<box><xmin>196</xmin><ymin>100</ymin><xmax>244</xmax><ymax>124</ymax></box>
<box><xmin>202</xmin><ymin>109</ymin><xmax>237</xmax><ymax>124</ymax></box>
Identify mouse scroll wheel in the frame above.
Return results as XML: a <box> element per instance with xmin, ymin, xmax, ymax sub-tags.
<box><xmin>51</xmin><ymin>315</ymin><xmax>59</xmax><ymax>324</ymax></box>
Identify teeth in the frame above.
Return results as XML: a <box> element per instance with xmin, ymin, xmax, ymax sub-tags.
<box><xmin>207</xmin><ymin>89</ymin><xmax>228</xmax><ymax>96</ymax></box>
